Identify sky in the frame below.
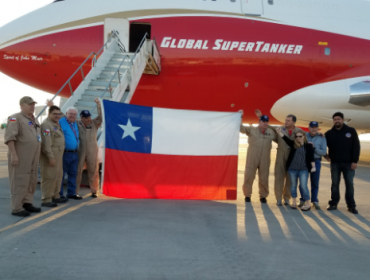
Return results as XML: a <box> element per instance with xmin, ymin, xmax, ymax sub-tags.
<box><xmin>0</xmin><ymin>0</ymin><xmax>369</xmax><ymax>139</ymax></box>
<box><xmin>0</xmin><ymin>0</ymin><xmax>57</xmax><ymax>123</ymax></box>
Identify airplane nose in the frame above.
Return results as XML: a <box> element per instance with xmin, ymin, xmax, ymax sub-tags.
<box><xmin>271</xmin><ymin>77</ymin><xmax>370</xmax><ymax>130</ymax></box>
<box><xmin>0</xmin><ymin>2</ymin><xmax>104</xmax><ymax>97</ymax></box>
<box><xmin>270</xmin><ymin>81</ymin><xmax>339</xmax><ymax>129</ymax></box>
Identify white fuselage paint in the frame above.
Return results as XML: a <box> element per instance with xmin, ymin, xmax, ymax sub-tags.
<box><xmin>271</xmin><ymin>77</ymin><xmax>370</xmax><ymax>132</ymax></box>
<box><xmin>2</xmin><ymin>0</ymin><xmax>370</xmax><ymax>49</ymax></box>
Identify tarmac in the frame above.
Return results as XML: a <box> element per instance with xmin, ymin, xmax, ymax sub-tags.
<box><xmin>0</xmin><ymin>130</ymin><xmax>369</xmax><ymax>280</ymax></box>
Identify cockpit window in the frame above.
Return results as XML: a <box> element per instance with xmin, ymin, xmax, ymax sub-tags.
<box><xmin>53</xmin><ymin>0</ymin><xmax>65</xmax><ymax>2</ymax></box>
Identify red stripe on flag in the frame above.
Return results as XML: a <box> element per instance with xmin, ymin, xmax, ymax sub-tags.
<box><xmin>103</xmin><ymin>148</ymin><xmax>237</xmax><ymax>200</ymax></box>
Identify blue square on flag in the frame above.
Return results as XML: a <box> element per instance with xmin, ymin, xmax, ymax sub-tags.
<box><xmin>103</xmin><ymin>100</ymin><xmax>153</xmax><ymax>154</ymax></box>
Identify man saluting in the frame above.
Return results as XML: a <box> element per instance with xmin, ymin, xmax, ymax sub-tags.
<box><xmin>239</xmin><ymin>110</ymin><xmax>277</xmax><ymax>203</ymax></box>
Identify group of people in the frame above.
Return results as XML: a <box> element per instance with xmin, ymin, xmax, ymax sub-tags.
<box><xmin>239</xmin><ymin>109</ymin><xmax>360</xmax><ymax>214</ymax></box>
<box><xmin>3</xmin><ymin>96</ymin><xmax>361</xmax><ymax>216</ymax></box>
<box><xmin>4</xmin><ymin>96</ymin><xmax>102</xmax><ymax>217</ymax></box>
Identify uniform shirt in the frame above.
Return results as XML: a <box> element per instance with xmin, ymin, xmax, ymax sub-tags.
<box><xmin>4</xmin><ymin>112</ymin><xmax>41</xmax><ymax>159</ymax></box>
<box><xmin>306</xmin><ymin>133</ymin><xmax>327</xmax><ymax>160</ymax></box>
<box><xmin>289</xmin><ymin>146</ymin><xmax>307</xmax><ymax>170</ymax></box>
<box><xmin>41</xmin><ymin>117</ymin><xmax>65</xmax><ymax>159</ymax></box>
<box><xmin>325</xmin><ymin>124</ymin><xmax>360</xmax><ymax>163</ymax></box>
<box><xmin>240</xmin><ymin>125</ymin><xmax>277</xmax><ymax>151</ymax></box>
<box><xmin>59</xmin><ymin>116</ymin><xmax>79</xmax><ymax>150</ymax></box>
<box><xmin>78</xmin><ymin>107</ymin><xmax>103</xmax><ymax>153</ymax></box>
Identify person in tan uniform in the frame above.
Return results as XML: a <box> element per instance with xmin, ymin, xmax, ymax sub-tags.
<box><xmin>76</xmin><ymin>98</ymin><xmax>102</xmax><ymax>198</ymax></box>
<box><xmin>255</xmin><ymin>110</ymin><xmax>304</xmax><ymax>206</ymax></box>
<box><xmin>4</xmin><ymin>96</ymin><xmax>42</xmax><ymax>217</ymax></box>
<box><xmin>239</xmin><ymin>110</ymin><xmax>277</xmax><ymax>203</ymax></box>
<box><xmin>273</xmin><ymin>115</ymin><xmax>305</xmax><ymax>206</ymax></box>
<box><xmin>40</xmin><ymin>105</ymin><xmax>67</xmax><ymax>207</ymax></box>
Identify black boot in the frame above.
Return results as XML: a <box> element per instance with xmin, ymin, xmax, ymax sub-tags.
<box><xmin>245</xmin><ymin>197</ymin><xmax>251</xmax><ymax>202</ymax></box>
<box><xmin>53</xmin><ymin>197</ymin><xmax>68</xmax><ymax>203</ymax></box>
<box><xmin>347</xmin><ymin>207</ymin><xmax>358</xmax><ymax>214</ymax></box>
<box><xmin>41</xmin><ymin>202</ymin><xmax>58</xmax><ymax>208</ymax></box>
<box><xmin>327</xmin><ymin>205</ymin><xmax>337</xmax><ymax>210</ymax></box>
<box><xmin>23</xmin><ymin>203</ymin><xmax>41</xmax><ymax>213</ymax></box>
<box><xmin>12</xmin><ymin>210</ymin><xmax>30</xmax><ymax>217</ymax></box>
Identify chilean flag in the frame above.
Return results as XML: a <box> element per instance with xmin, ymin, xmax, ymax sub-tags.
<box><xmin>101</xmin><ymin>100</ymin><xmax>240</xmax><ymax>200</ymax></box>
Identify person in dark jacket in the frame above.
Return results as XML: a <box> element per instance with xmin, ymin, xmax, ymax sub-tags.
<box><xmin>325</xmin><ymin>112</ymin><xmax>360</xmax><ymax>214</ymax></box>
<box><xmin>277</xmin><ymin>128</ymin><xmax>316</xmax><ymax>211</ymax></box>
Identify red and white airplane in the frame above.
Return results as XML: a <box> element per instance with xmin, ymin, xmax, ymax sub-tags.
<box><xmin>0</xmin><ymin>0</ymin><xmax>370</xmax><ymax>131</ymax></box>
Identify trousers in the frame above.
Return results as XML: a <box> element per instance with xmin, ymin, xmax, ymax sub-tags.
<box><xmin>329</xmin><ymin>162</ymin><xmax>356</xmax><ymax>208</ymax></box>
<box><xmin>274</xmin><ymin>149</ymin><xmax>291</xmax><ymax>201</ymax></box>
<box><xmin>60</xmin><ymin>152</ymin><xmax>79</xmax><ymax>197</ymax></box>
<box><xmin>288</xmin><ymin>169</ymin><xmax>310</xmax><ymax>201</ymax></box>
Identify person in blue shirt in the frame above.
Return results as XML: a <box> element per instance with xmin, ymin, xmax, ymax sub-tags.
<box><xmin>300</xmin><ymin>121</ymin><xmax>327</xmax><ymax>210</ymax></box>
<box><xmin>59</xmin><ymin>107</ymin><xmax>82</xmax><ymax>200</ymax></box>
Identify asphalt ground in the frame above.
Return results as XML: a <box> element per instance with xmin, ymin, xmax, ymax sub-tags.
<box><xmin>0</xmin><ymin>129</ymin><xmax>369</xmax><ymax>280</ymax></box>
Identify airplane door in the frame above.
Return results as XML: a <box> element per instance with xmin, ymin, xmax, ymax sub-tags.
<box><xmin>104</xmin><ymin>18</ymin><xmax>129</xmax><ymax>51</ymax></box>
<box><xmin>241</xmin><ymin>0</ymin><xmax>264</xmax><ymax>16</ymax></box>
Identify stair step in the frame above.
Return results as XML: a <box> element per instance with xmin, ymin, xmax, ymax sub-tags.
<box><xmin>113</xmin><ymin>53</ymin><xmax>135</xmax><ymax>58</ymax></box>
<box><xmin>88</xmin><ymin>85</ymin><xmax>117</xmax><ymax>91</ymax></box>
<box><xmin>75</xmin><ymin>100</ymin><xmax>96</xmax><ymax>107</ymax></box>
<box><xmin>101</xmin><ymin>70</ymin><xmax>128</xmax><ymax>76</ymax></box>
<box><xmin>109</xmin><ymin>57</ymin><xmax>132</xmax><ymax>63</ymax></box>
<box><xmin>83</xmin><ymin>90</ymin><xmax>112</xmax><ymax>97</ymax></box>
<box><xmin>90</xmin><ymin>80</ymin><xmax>119</xmax><ymax>87</ymax></box>
<box><xmin>98</xmin><ymin>74</ymin><xmax>122</xmax><ymax>80</ymax></box>
<box><xmin>75</xmin><ymin>105</ymin><xmax>94</xmax><ymax>115</ymax></box>
<box><xmin>107</xmin><ymin>61</ymin><xmax>131</xmax><ymax>66</ymax></box>
<box><xmin>97</xmin><ymin>77</ymin><xmax>120</xmax><ymax>83</ymax></box>
<box><xmin>81</xmin><ymin>95</ymin><xmax>111</xmax><ymax>102</ymax></box>
<box><xmin>105</xmin><ymin>64</ymin><xmax>131</xmax><ymax>70</ymax></box>
<box><xmin>75</xmin><ymin>105</ymin><xmax>95</xmax><ymax>112</ymax></box>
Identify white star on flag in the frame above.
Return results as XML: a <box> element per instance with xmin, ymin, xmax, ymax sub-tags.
<box><xmin>118</xmin><ymin>119</ymin><xmax>141</xmax><ymax>140</ymax></box>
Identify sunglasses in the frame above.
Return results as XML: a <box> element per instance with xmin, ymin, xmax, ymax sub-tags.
<box><xmin>295</xmin><ymin>135</ymin><xmax>303</xmax><ymax>138</ymax></box>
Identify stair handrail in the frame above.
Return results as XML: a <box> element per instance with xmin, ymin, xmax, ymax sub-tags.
<box><xmin>152</xmin><ymin>37</ymin><xmax>161</xmax><ymax>57</ymax></box>
<box><xmin>36</xmin><ymin>30</ymin><xmax>122</xmax><ymax>119</ymax></box>
<box><xmin>129</xmin><ymin>32</ymin><xmax>149</xmax><ymax>66</ymax></box>
<box><xmin>91</xmin><ymin>33</ymin><xmax>149</xmax><ymax>113</ymax></box>
<box><xmin>95</xmin><ymin>30</ymin><xmax>124</xmax><ymax>58</ymax></box>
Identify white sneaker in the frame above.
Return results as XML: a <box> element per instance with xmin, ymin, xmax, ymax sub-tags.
<box><xmin>284</xmin><ymin>199</ymin><xmax>290</xmax><ymax>205</ymax></box>
<box><xmin>276</xmin><ymin>200</ymin><xmax>282</xmax><ymax>206</ymax></box>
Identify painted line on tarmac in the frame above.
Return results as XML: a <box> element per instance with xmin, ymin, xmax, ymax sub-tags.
<box><xmin>6</xmin><ymin>197</ymin><xmax>102</xmax><ymax>240</ymax></box>
<box><xmin>0</xmin><ymin>205</ymin><xmax>68</xmax><ymax>234</ymax></box>
<box><xmin>0</xmin><ymin>193</ymin><xmax>91</xmax><ymax>234</ymax></box>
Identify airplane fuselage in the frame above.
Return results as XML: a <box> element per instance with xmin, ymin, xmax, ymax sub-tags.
<box><xmin>1</xmin><ymin>0</ymin><xmax>370</xmax><ymax>130</ymax></box>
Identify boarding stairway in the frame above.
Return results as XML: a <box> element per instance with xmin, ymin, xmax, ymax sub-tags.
<box><xmin>37</xmin><ymin>31</ymin><xmax>160</xmax><ymax>156</ymax></box>
<box><xmin>37</xmin><ymin>30</ymin><xmax>161</xmax><ymax>120</ymax></box>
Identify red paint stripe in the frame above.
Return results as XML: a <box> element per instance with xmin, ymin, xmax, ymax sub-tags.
<box><xmin>103</xmin><ymin>148</ymin><xmax>238</xmax><ymax>200</ymax></box>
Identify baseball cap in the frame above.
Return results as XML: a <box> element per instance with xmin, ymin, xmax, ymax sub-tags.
<box><xmin>19</xmin><ymin>96</ymin><xmax>37</xmax><ymax>105</ymax></box>
<box><xmin>80</xmin><ymin>110</ymin><xmax>91</xmax><ymax>118</ymax></box>
<box><xmin>309</xmin><ymin>121</ymin><xmax>319</xmax><ymax>127</ymax></box>
<box><xmin>260</xmin><ymin>115</ymin><xmax>269</xmax><ymax>122</ymax></box>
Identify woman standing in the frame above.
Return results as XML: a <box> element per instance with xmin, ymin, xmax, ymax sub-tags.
<box><xmin>276</xmin><ymin>128</ymin><xmax>316</xmax><ymax>211</ymax></box>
